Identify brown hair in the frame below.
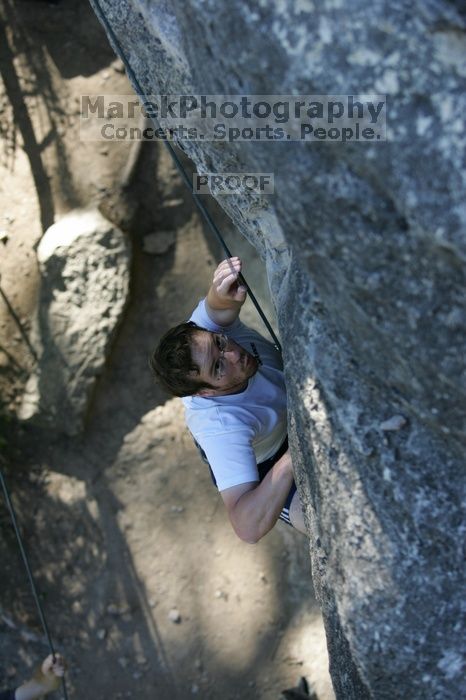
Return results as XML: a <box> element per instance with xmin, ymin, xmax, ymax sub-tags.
<box><xmin>149</xmin><ymin>322</ymin><xmax>215</xmax><ymax>397</ymax></box>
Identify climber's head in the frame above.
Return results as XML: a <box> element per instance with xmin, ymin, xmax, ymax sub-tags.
<box><xmin>149</xmin><ymin>322</ymin><xmax>258</xmax><ymax>397</ymax></box>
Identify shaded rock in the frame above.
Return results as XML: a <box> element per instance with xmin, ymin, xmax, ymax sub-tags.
<box><xmin>19</xmin><ymin>208</ymin><xmax>131</xmax><ymax>434</ymax></box>
<box><xmin>90</xmin><ymin>2</ymin><xmax>466</xmax><ymax>699</ymax></box>
<box><xmin>379</xmin><ymin>415</ymin><xmax>407</xmax><ymax>431</ymax></box>
<box><xmin>0</xmin><ymin>350</ymin><xmax>10</xmax><ymax>368</ymax></box>
<box><xmin>142</xmin><ymin>230</ymin><xmax>176</xmax><ymax>255</ymax></box>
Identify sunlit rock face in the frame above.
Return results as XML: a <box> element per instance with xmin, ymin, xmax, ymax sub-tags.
<box><xmin>20</xmin><ymin>208</ymin><xmax>131</xmax><ymax>434</ymax></box>
<box><xmin>90</xmin><ymin>1</ymin><xmax>465</xmax><ymax>698</ymax></box>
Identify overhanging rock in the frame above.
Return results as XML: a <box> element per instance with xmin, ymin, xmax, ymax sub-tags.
<box><xmin>89</xmin><ymin>1</ymin><xmax>466</xmax><ymax>697</ymax></box>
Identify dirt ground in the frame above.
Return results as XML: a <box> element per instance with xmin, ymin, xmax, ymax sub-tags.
<box><xmin>0</xmin><ymin>2</ymin><xmax>334</xmax><ymax>698</ymax></box>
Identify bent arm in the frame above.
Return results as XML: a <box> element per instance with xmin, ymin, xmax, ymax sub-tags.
<box><xmin>206</xmin><ymin>257</ymin><xmax>247</xmax><ymax>326</ymax></box>
<box><xmin>221</xmin><ymin>450</ymin><xmax>294</xmax><ymax>544</ymax></box>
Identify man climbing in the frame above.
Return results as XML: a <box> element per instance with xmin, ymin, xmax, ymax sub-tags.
<box><xmin>150</xmin><ymin>257</ymin><xmax>306</xmax><ymax>543</ymax></box>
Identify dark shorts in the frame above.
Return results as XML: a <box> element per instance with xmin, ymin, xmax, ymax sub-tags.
<box><xmin>194</xmin><ymin>436</ymin><xmax>297</xmax><ymax>527</ymax></box>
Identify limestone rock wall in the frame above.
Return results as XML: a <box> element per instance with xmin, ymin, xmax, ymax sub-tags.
<box><xmin>89</xmin><ymin>1</ymin><xmax>466</xmax><ymax>697</ymax></box>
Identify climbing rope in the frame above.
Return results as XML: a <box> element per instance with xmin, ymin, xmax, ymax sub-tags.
<box><xmin>91</xmin><ymin>0</ymin><xmax>282</xmax><ymax>354</ymax></box>
<box><xmin>0</xmin><ymin>465</ymin><xmax>69</xmax><ymax>700</ymax></box>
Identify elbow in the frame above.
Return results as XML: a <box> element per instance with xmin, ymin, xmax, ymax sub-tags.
<box><xmin>238</xmin><ymin>531</ymin><xmax>261</xmax><ymax>545</ymax></box>
<box><xmin>232</xmin><ymin>520</ymin><xmax>262</xmax><ymax>545</ymax></box>
<box><xmin>227</xmin><ymin>496</ymin><xmax>269</xmax><ymax>544</ymax></box>
<box><xmin>241</xmin><ymin>532</ymin><xmax>261</xmax><ymax>545</ymax></box>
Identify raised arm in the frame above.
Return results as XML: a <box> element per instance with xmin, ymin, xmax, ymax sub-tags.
<box><xmin>205</xmin><ymin>257</ymin><xmax>247</xmax><ymax>326</ymax></box>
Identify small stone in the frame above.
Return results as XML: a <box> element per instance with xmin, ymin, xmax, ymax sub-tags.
<box><xmin>96</xmin><ymin>628</ymin><xmax>107</xmax><ymax>640</ymax></box>
<box><xmin>107</xmin><ymin>603</ymin><xmax>129</xmax><ymax>616</ymax></box>
<box><xmin>118</xmin><ymin>657</ymin><xmax>128</xmax><ymax>669</ymax></box>
<box><xmin>113</xmin><ymin>59</ymin><xmax>126</xmax><ymax>73</ymax></box>
<box><xmin>379</xmin><ymin>415</ymin><xmax>407</xmax><ymax>431</ymax></box>
<box><xmin>168</xmin><ymin>608</ymin><xmax>181</xmax><ymax>623</ymax></box>
<box><xmin>0</xmin><ymin>230</ymin><xmax>8</xmax><ymax>243</ymax></box>
<box><xmin>259</xmin><ymin>571</ymin><xmax>267</xmax><ymax>583</ymax></box>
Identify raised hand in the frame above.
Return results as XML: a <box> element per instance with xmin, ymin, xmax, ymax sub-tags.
<box><xmin>211</xmin><ymin>257</ymin><xmax>247</xmax><ymax>304</ymax></box>
<box><xmin>15</xmin><ymin>654</ymin><xmax>67</xmax><ymax>700</ymax></box>
<box><xmin>39</xmin><ymin>654</ymin><xmax>66</xmax><ymax>691</ymax></box>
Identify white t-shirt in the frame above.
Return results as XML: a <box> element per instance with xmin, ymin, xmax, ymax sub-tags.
<box><xmin>182</xmin><ymin>299</ymin><xmax>287</xmax><ymax>491</ymax></box>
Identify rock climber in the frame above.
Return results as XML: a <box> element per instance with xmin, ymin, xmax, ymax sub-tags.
<box><xmin>150</xmin><ymin>257</ymin><xmax>306</xmax><ymax>543</ymax></box>
<box><xmin>0</xmin><ymin>654</ymin><xmax>66</xmax><ymax>700</ymax></box>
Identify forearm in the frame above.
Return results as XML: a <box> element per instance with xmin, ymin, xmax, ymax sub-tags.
<box><xmin>15</xmin><ymin>667</ymin><xmax>60</xmax><ymax>700</ymax></box>
<box><xmin>15</xmin><ymin>680</ymin><xmax>48</xmax><ymax>700</ymax></box>
<box><xmin>231</xmin><ymin>453</ymin><xmax>294</xmax><ymax>543</ymax></box>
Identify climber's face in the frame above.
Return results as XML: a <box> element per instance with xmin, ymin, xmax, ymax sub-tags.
<box><xmin>190</xmin><ymin>330</ymin><xmax>258</xmax><ymax>396</ymax></box>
